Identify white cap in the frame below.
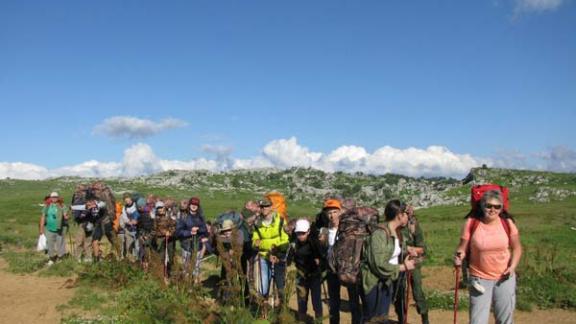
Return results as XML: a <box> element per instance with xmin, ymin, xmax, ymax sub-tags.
<box><xmin>294</xmin><ymin>219</ymin><xmax>310</xmax><ymax>233</ymax></box>
<box><xmin>155</xmin><ymin>201</ymin><xmax>165</xmax><ymax>209</ymax></box>
<box><xmin>49</xmin><ymin>192</ymin><xmax>59</xmax><ymax>198</ymax></box>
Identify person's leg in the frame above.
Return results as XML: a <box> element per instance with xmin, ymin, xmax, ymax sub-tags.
<box><xmin>273</xmin><ymin>261</ymin><xmax>286</xmax><ymax>305</ymax></box>
<box><xmin>326</xmin><ymin>272</ymin><xmax>341</xmax><ymax>324</ymax></box>
<box><xmin>469</xmin><ymin>276</ymin><xmax>495</xmax><ymax>324</ymax></box>
<box><xmin>348</xmin><ymin>283</ymin><xmax>364</xmax><ymax>324</ymax></box>
<box><xmin>57</xmin><ymin>226</ymin><xmax>67</xmax><ymax>258</ymax></box>
<box><xmin>117</xmin><ymin>232</ymin><xmax>125</xmax><ymax>259</ymax></box>
<box><xmin>411</xmin><ymin>268</ymin><xmax>429</xmax><ymax>323</ymax></box>
<box><xmin>74</xmin><ymin>226</ymin><xmax>86</xmax><ymax>261</ymax></box>
<box><xmin>310</xmin><ymin>275</ymin><xmax>323</xmax><ymax>319</ymax></box>
<box><xmin>259</xmin><ymin>257</ymin><xmax>271</xmax><ymax>297</ymax></box>
<box><xmin>45</xmin><ymin>231</ymin><xmax>58</xmax><ymax>262</ymax></box>
<box><xmin>492</xmin><ymin>274</ymin><xmax>516</xmax><ymax>324</ymax></box>
<box><xmin>394</xmin><ymin>276</ymin><xmax>406</xmax><ymax>324</ymax></box>
<box><xmin>296</xmin><ymin>275</ymin><xmax>309</xmax><ymax>320</ymax></box>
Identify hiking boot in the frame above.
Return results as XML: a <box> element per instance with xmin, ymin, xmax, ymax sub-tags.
<box><xmin>421</xmin><ymin>313</ymin><xmax>430</xmax><ymax>324</ymax></box>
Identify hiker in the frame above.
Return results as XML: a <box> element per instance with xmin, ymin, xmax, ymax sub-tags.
<box><xmin>39</xmin><ymin>192</ymin><xmax>68</xmax><ymax>265</ymax></box>
<box><xmin>176</xmin><ymin>199</ymin><xmax>189</xmax><ymax>221</ymax></box>
<box><xmin>87</xmin><ymin>196</ymin><xmax>114</xmax><ymax>261</ymax></box>
<box><xmin>394</xmin><ymin>205</ymin><xmax>429</xmax><ymax>324</ymax></box>
<box><xmin>252</xmin><ymin>198</ymin><xmax>290</xmax><ymax>308</ymax></box>
<box><xmin>317</xmin><ymin>199</ymin><xmax>363</xmax><ymax>324</ymax></box>
<box><xmin>214</xmin><ymin>218</ymin><xmax>245</xmax><ymax>301</ymax></box>
<box><xmin>361</xmin><ymin>200</ymin><xmax>416</xmax><ymax>323</ymax></box>
<box><xmin>70</xmin><ymin>185</ymin><xmax>93</xmax><ymax>263</ymax></box>
<box><xmin>137</xmin><ymin>197</ymin><xmax>155</xmax><ymax>270</ymax></box>
<box><xmin>454</xmin><ymin>190</ymin><xmax>522</xmax><ymax>324</ymax></box>
<box><xmin>120</xmin><ymin>193</ymin><xmax>140</xmax><ymax>260</ymax></box>
<box><xmin>288</xmin><ymin>219</ymin><xmax>323</xmax><ymax>322</ymax></box>
<box><xmin>146</xmin><ymin>194</ymin><xmax>157</xmax><ymax>219</ymax></box>
<box><xmin>152</xmin><ymin>201</ymin><xmax>177</xmax><ymax>282</ymax></box>
<box><xmin>176</xmin><ymin>196</ymin><xmax>209</xmax><ymax>282</ymax></box>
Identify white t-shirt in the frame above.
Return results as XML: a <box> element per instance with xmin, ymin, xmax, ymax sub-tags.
<box><xmin>388</xmin><ymin>237</ymin><xmax>401</xmax><ymax>265</ymax></box>
<box><xmin>328</xmin><ymin>227</ymin><xmax>338</xmax><ymax>247</ymax></box>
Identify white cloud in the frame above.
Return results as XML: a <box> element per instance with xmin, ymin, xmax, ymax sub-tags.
<box><xmin>0</xmin><ymin>162</ymin><xmax>49</xmax><ymax>180</ymax></box>
<box><xmin>93</xmin><ymin>116</ymin><xmax>187</xmax><ymax>139</ymax></box>
<box><xmin>514</xmin><ymin>0</ymin><xmax>565</xmax><ymax>14</ymax></box>
<box><xmin>1</xmin><ymin>138</ymin><xmax>573</xmax><ymax>180</ymax></box>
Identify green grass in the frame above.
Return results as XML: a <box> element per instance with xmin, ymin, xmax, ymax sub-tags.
<box><xmin>1</xmin><ymin>169</ymin><xmax>576</xmax><ymax>320</ymax></box>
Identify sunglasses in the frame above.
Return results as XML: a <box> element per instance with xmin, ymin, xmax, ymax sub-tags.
<box><xmin>485</xmin><ymin>204</ymin><xmax>502</xmax><ymax>210</ymax></box>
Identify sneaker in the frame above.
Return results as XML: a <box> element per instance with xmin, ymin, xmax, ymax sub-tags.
<box><xmin>47</xmin><ymin>260</ymin><xmax>54</xmax><ymax>267</ymax></box>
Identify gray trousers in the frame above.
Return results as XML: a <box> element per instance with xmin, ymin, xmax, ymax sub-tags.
<box><xmin>469</xmin><ymin>274</ymin><xmax>516</xmax><ymax>324</ymax></box>
<box><xmin>45</xmin><ymin>230</ymin><xmax>64</xmax><ymax>259</ymax></box>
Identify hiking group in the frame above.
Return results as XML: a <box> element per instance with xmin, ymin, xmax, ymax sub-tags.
<box><xmin>38</xmin><ymin>182</ymin><xmax>521</xmax><ymax>324</ymax></box>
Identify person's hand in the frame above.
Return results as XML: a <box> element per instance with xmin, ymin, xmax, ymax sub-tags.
<box><xmin>314</xmin><ymin>258</ymin><xmax>320</xmax><ymax>266</ymax></box>
<box><xmin>407</xmin><ymin>246</ymin><xmax>419</xmax><ymax>257</ymax></box>
<box><xmin>254</xmin><ymin>239</ymin><xmax>261</xmax><ymax>247</ymax></box>
<box><xmin>403</xmin><ymin>256</ymin><xmax>416</xmax><ymax>271</ymax></box>
<box><xmin>269</xmin><ymin>255</ymin><xmax>279</xmax><ymax>264</ymax></box>
<box><xmin>201</xmin><ymin>237</ymin><xmax>208</xmax><ymax>243</ymax></box>
<box><xmin>454</xmin><ymin>251</ymin><xmax>465</xmax><ymax>267</ymax></box>
<box><xmin>165</xmin><ymin>231</ymin><xmax>171</xmax><ymax>237</ymax></box>
<box><xmin>502</xmin><ymin>265</ymin><xmax>516</xmax><ymax>278</ymax></box>
<box><xmin>191</xmin><ymin>227</ymin><xmax>199</xmax><ymax>235</ymax></box>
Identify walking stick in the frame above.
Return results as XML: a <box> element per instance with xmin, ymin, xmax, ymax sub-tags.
<box><xmin>164</xmin><ymin>235</ymin><xmax>169</xmax><ymax>280</ymax></box>
<box><xmin>404</xmin><ymin>270</ymin><xmax>412</xmax><ymax>324</ymax></box>
<box><xmin>453</xmin><ymin>265</ymin><xmax>461</xmax><ymax>324</ymax></box>
<box><xmin>270</xmin><ymin>260</ymin><xmax>276</xmax><ymax>309</ymax></box>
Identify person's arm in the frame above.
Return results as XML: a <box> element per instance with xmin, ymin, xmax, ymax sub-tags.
<box><xmin>504</xmin><ymin>222</ymin><xmax>522</xmax><ymax>276</ymax></box>
<box><xmin>39</xmin><ymin>213</ymin><xmax>45</xmax><ymax>235</ymax></box>
<box><xmin>454</xmin><ymin>220</ymin><xmax>470</xmax><ymax>266</ymax></box>
<box><xmin>120</xmin><ymin>207</ymin><xmax>128</xmax><ymax>228</ymax></box>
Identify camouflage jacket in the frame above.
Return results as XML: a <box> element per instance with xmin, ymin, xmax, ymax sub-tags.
<box><xmin>153</xmin><ymin>215</ymin><xmax>177</xmax><ymax>239</ymax></box>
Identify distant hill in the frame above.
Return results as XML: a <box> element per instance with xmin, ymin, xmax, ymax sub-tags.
<box><xmin>21</xmin><ymin>166</ymin><xmax>576</xmax><ymax>210</ymax></box>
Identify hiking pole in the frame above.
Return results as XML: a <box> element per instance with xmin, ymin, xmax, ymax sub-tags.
<box><xmin>164</xmin><ymin>235</ymin><xmax>169</xmax><ymax>280</ymax></box>
<box><xmin>404</xmin><ymin>270</ymin><xmax>412</xmax><ymax>324</ymax></box>
<box><xmin>270</xmin><ymin>260</ymin><xmax>276</xmax><ymax>309</ymax></box>
<box><xmin>453</xmin><ymin>260</ymin><xmax>461</xmax><ymax>324</ymax></box>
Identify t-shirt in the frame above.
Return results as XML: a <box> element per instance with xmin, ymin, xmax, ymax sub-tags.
<box><xmin>461</xmin><ymin>217</ymin><xmax>519</xmax><ymax>280</ymax></box>
<box><xmin>328</xmin><ymin>227</ymin><xmax>338</xmax><ymax>247</ymax></box>
<box><xmin>388</xmin><ymin>237</ymin><xmax>401</xmax><ymax>265</ymax></box>
<box><xmin>44</xmin><ymin>204</ymin><xmax>60</xmax><ymax>232</ymax></box>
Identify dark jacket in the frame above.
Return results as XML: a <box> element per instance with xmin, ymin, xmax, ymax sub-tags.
<box><xmin>177</xmin><ymin>212</ymin><xmax>208</xmax><ymax>251</ymax></box>
<box><xmin>290</xmin><ymin>238</ymin><xmax>323</xmax><ymax>278</ymax></box>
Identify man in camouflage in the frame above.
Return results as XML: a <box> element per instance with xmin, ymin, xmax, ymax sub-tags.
<box><xmin>153</xmin><ymin>201</ymin><xmax>177</xmax><ymax>282</ymax></box>
<box><xmin>395</xmin><ymin>205</ymin><xmax>430</xmax><ymax>324</ymax></box>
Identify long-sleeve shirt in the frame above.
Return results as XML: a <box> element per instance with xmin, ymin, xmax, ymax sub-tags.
<box><xmin>120</xmin><ymin>203</ymin><xmax>140</xmax><ymax>232</ymax></box>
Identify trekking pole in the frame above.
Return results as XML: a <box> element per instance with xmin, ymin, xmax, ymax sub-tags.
<box><xmin>453</xmin><ymin>263</ymin><xmax>461</xmax><ymax>324</ymax></box>
<box><xmin>164</xmin><ymin>235</ymin><xmax>169</xmax><ymax>280</ymax></box>
<box><xmin>404</xmin><ymin>270</ymin><xmax>411</xmax><ymax>324</ymax></box>
<box><xmin>270</xmin><ymin>259</ymin><xmax>276</xmax><ymax>309</ymax></box>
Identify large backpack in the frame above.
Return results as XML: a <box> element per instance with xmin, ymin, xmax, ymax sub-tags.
<box><xmin>89</xmin><ymin>181</ymin><xmax>116</xmax><ymax>220</ymax></box>
<box><xmin>328</xmin><ymin>207</ymin><xmax>379</xmax><ymax>286</ymax></box>
<box><xmin>216</xmin><ymin>210</ymin><xmax>251</xmax><ymax>243</ymax></box>
<box><xmin>71</xmin><ymin>184</ymin><xmax>88</xmax><ymax>223</ymax></box>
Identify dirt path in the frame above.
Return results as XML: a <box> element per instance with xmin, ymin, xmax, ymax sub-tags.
<box><xmin>0</xmin><ymin>258</ymin><xmax>75</xmax><ymax>324</ymax></box>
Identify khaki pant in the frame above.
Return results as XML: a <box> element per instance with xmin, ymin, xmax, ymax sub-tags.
<box><xmin>45</xmin><ymin>230</ymin><xmax>63</xmax><ymax>259</ymax></box>
<box><xmin>74</xmin><ymin>224</ymin><xmax>92</xmax><ymax>261</ymax></box>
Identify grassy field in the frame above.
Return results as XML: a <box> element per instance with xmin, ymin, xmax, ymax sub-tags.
<box><xmin>0</xmin><ymin>171</ymin><xmax>575</xmax><ymax>322</ymax></box>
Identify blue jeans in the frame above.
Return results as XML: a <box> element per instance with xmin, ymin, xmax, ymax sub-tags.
<box><xmin>363</xmin><ymin>281</ymin><xmax>393</xmax><ymax>323</ymax></box>
<box><xmin>296</xmin><ymin>274</ymin><xmax>323</xmax><ymax>319</ymax></box>
<box><xmin>327</xmin><ymin>272</ymin><xmax>363</xmax><ymax>324</ymax></box>
<box><xmin>258</xmin><ymin>257</ymin><xmax>286</xmax><ymax>302</ymax></box>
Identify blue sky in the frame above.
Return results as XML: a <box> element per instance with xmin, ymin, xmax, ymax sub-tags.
<box><xmin>1</xmin><ymin>0</ymin><xmax>575</xmax><ymax>179</ymax></box>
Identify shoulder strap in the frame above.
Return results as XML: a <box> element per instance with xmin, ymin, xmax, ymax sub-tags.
<box><xmin>278</xmin><ymin>216</ymin><xmax>284</xmax><ymax>237</ymax></box>
<box><xmin>469</xmin><ymin>218</ymin><xmax>480</xmax><ymax>239</ymax></box>
<box><xmin>500</xmin><ymin>217</ymin><xmax>512</xmax><ymax>242</ymax></box>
